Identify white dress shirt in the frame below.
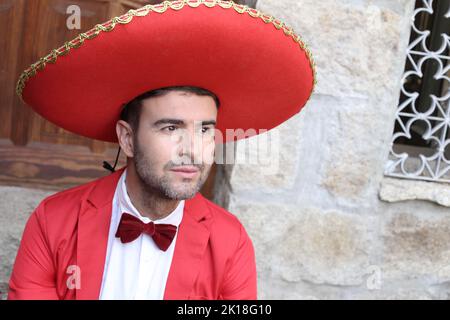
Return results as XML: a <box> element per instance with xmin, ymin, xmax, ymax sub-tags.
<box><xmin>99</xmin><ymin>168</ymin><xmax>184</xmax><ymax>300</ymax></box>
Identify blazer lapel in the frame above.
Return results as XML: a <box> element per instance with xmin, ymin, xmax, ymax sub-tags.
<box><xmin>75</xmin><ymin>166</ymin><xmax>212</xmax><ymax>300</ymax></box>
<box><xmin>164</xmin><ymin>193</ymin><xmax>213</xmax><ymax>300</ymax></box>
<box><xmin>76</xmin><ymin>167</ymin><xmax>125</xmax><ymax>300</ymax></box>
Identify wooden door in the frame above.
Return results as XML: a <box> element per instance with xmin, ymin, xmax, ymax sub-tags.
<box><xmin>0</xmin><ymin>0</ymin><xmax>255</xmax><ymax>198</ymax></box>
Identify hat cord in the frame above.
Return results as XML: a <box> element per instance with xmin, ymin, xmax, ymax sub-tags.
<box><xmin>103</xmin><ymin>146</ymin><xmax>121</xmax><ymax>173</ymax></box>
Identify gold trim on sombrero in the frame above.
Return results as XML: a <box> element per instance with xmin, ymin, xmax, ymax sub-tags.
<box><xmin>16</xmin><ymin>0</ymin><xmax>317</xmax><ymax>103</ymax></box>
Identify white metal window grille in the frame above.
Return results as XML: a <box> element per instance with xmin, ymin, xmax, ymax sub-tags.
<box><xmin>385</xmin><ymin>0</ymin><xmax>450</xmax><ymax>183</ymax></box>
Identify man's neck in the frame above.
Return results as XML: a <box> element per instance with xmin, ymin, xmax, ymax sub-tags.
<box><xmin>125</xmin><ymin>165</ymin><xmax>179</xmax><ymax>221</ymax></box>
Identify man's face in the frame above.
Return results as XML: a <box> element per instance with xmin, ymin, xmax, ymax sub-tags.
<box><xmin>132</xmin><ymin>91</ymin><xmax>217</xmax><ymax>200</ymax></box>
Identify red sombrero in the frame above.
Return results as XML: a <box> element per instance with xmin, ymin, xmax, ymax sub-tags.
<box><xmin>16</xmin><ymin>0</ymin><xmax>316</xmax><ymax>143</ymax></box>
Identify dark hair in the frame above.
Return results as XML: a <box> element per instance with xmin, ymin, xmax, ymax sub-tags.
<box><xmin>120</xmin><ymin>86</ymin><xmax>220</xmax><ymax>131</ymax></box>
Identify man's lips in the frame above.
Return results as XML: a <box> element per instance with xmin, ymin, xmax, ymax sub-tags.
<box><xmin>170</xmin><ymin>166</ymin><xmax>200</xmax><ymax>178</ymax></box>
<box><xmin>170</xmin><ymin>166</ymin><xmax>200</xmax><ymax>173</ymax></box>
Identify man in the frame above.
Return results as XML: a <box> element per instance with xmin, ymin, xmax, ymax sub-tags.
<box><xmin>8</xmin><ymin>0</ymin><xmax>315</xmax><ymax>300</ymax></box>
<box><xmin>9</xmin><ymin>85</ymin><xmax>258</xmax><ymax>300</ymax></box>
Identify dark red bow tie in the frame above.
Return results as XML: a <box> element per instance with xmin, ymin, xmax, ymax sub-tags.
<box><xmin>115</xmin><ymin>212</ymin><xmax>177</xmax><ymax>251</ymax></box>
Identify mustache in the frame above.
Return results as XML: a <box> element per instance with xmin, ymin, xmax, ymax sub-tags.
<box><xmin>165</xmin><ymin>161</ymin><xmax>204</xmax><ymax>170</ymax></box>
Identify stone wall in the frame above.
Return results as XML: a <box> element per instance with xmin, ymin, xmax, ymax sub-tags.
<box><xmin>214</xmin><ymin>0</ymin><xmax>450</xmax><ymax>299</ymax></box>
<box><xmin>0</xmin><ymin>187</ymin><xmax>54</xmax><ymax>300</ymax></box>
<box><xmin>1</xmin><ymin>0</ymin><xmax>450</xmax><ymax>300</ymax></box>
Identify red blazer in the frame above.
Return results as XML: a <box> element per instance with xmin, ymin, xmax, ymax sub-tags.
<box><xmin>8</xmin><ymin>167</ymin><xmax>257</xmax><ymax>300</ymax></box>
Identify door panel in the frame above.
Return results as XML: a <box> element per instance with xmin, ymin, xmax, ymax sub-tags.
<box><xmin>0</xmin><ymin>0</ymin><xmax>255</xmax><ymax>197</ymax></box>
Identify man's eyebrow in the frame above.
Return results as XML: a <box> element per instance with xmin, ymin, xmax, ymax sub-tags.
<box><xmin>201</xmin><ymin>120</ymin><xmax>216</xmax><ymax>126</ymax></box>
<box><xmin>153</xmin><ymin>119</ymin><xmax>185</xmax><ymax>127</ymax></box>
<box><xmin>153</xmin><ymin>119</ymin><xmax>217</xmax><ymax>126</ymax></box>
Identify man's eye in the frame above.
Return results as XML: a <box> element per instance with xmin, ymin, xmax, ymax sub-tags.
<box><xmin>163</xmin><ymin>126</ymin><xmax>177</xmax><ymax>131</ymax></box>
<box><xmin>202</xmin><ymin>127</ymin><xmax>210</xmax><ymax>133</ymax></box>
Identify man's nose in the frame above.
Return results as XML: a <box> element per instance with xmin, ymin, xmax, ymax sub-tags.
<box><xmin>178</xmin><ymin>127</ymin><xmax>202</xmax><ymax>158</ymax></box>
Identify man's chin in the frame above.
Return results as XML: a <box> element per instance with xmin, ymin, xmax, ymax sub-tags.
<box><xmin>166</xmin><ymin>191</ymin><xmax>198</xmax><ymax>201</ymax></box>
<box><xmin>163</xmin><ymin>184</ymin><xmax>201</xmax><ymax>200</ymax></box>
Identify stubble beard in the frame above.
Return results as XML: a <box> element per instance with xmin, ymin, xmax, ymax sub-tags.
<box><xmin>133</xmin><ymin>137</ymin><xmax>211</xmax><ymax>200</ymax></box>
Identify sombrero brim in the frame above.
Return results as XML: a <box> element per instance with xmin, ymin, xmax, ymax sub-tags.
<box><xmin>17</xmin><ymin>0</ymin><xmax>316</xmax><ymax>143</ymax></box>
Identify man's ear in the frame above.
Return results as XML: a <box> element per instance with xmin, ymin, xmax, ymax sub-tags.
<box><xmin>116</xmin><ymin>120</ymin><xmax>135</xmax><ymax>158</ymax></box>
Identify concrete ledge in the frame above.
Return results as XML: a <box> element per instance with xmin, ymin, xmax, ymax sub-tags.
<box><xmin>379</xmin><ymin>177</ymin><xmax>450</xmax><ymax>208</ymax></box>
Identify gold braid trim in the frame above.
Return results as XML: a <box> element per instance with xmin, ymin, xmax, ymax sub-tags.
<box><xmin>16</xmin><ymin>0</ymin><xmax>317</xmax><ymax>102</ymax></box>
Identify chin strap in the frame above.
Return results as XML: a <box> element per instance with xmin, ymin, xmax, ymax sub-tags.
<box><xmin>103</xmin><ymin>146</ymin><xmax>121</xmax><ymax>173</ymax></box>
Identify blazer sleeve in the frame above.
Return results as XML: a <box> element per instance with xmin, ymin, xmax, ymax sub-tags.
<box><xmin>8</xmin><ymin>202</ymin><xmax>59</xmax><ymax>300</ymax></box>
<box><xmin>219</xmin><ymin>222</ymin><xmax>257</xmax><ymax>300</ymax></box>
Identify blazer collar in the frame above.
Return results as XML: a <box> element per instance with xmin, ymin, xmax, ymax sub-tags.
<box><xmin>164</xmin><ymin>189</ymin><xmax>213</xmax><ymax>299</ymax></box>
<box><xmin>76</xmin><ymin>166</ymin><xmax>213</xmax><ymax>299</ymax></box>
<box><xmin>85</xmin><ymin>166</ymin><xmax>210</xmax><ymax>222</ymax></box>
<box><xmin>86</xmin><ymin>166</ymin><xmax>126</xmax><ymax>209</ymax></box>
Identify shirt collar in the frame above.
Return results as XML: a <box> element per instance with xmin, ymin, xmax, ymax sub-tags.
<box><xmin>117</xmin><ymin>168</ymin><xmax>184</xmax><ymax>226</ymax></box>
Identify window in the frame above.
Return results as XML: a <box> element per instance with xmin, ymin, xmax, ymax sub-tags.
<box><xmin>385</xmin><ymin>0</ymin><xmax>450</xmax><ymax>183</ymax></box>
